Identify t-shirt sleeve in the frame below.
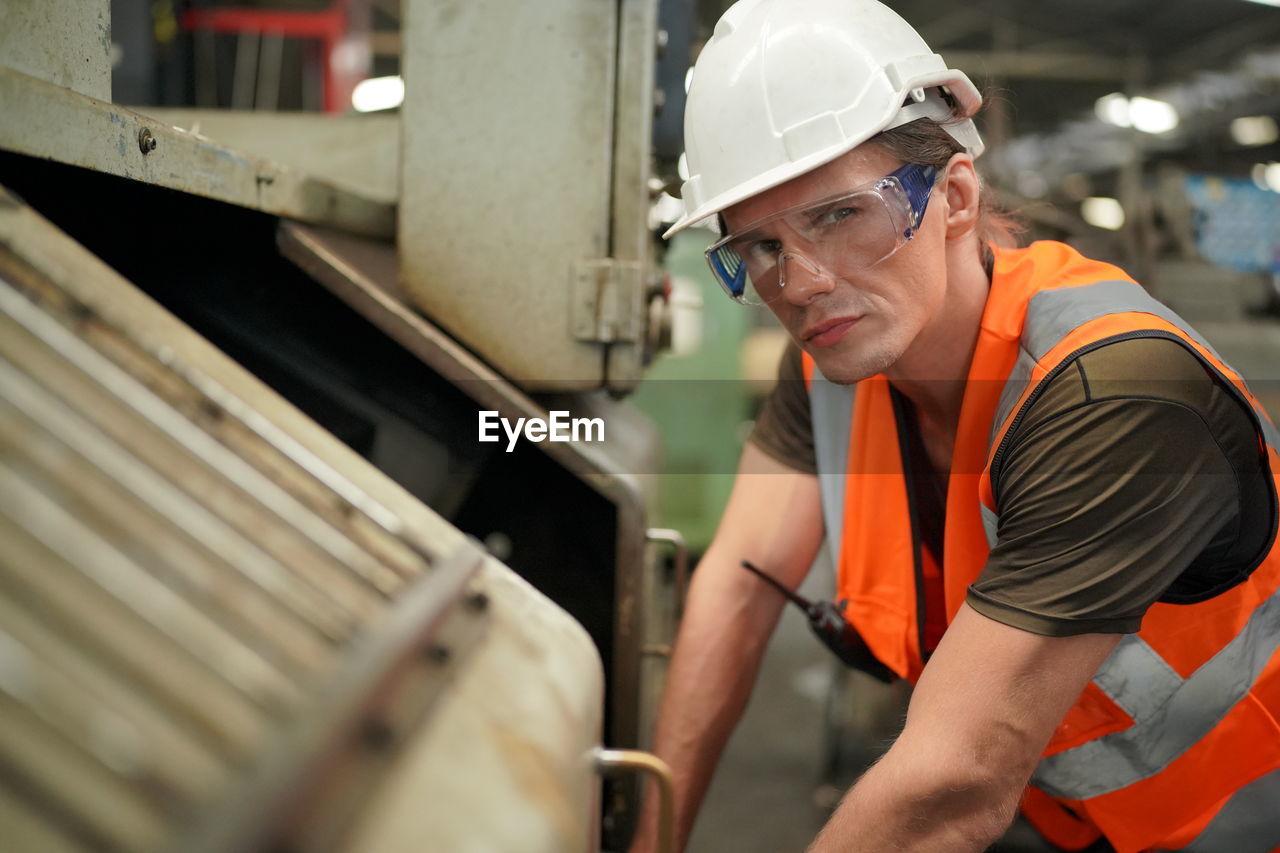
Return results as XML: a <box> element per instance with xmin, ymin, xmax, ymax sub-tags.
<box><xmin>966</xmin><ymin>337</ymin><xmax>1272</xmax><ymax>637</ymax></box>
<box><xmin>748</xmin><ymin>342</ymin><xmax>816</xmax><ymax>474</ymax></box>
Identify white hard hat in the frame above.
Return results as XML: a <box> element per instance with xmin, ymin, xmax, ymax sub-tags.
<box><xmin>664</xmin><ymin>0</ymin><xmax>984</xmax><ymax>239</ymax></box>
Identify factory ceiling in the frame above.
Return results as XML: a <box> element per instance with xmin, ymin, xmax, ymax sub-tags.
<box><xmin>893</xmin><ymin>0</ymin><xmax>1280</xmax><ymax>134</ymax></box>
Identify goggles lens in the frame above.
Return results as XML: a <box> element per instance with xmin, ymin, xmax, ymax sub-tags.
<box><xmin>705</xmin><ymin>162</ymin><xmax>939</xmax><ymax>305</ymax></box>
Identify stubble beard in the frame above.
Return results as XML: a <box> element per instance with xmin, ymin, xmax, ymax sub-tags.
<box><xmin>796</xmin><ymin>304</ymin><xmax>902</xmax><ymax>385</ymax></box>
<box><xmin>808</xmin><ymin>338</ymin><xmax>900</xmax><ymax>385</ymax></box>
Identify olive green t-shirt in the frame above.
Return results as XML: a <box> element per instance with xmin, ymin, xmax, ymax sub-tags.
<box><xmin>749</xmin><ymin>337</ymin><xmax>1276</xmax><ymax>636</ymax></box>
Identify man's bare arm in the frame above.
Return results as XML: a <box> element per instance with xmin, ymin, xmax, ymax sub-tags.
<box><xmin>809</xmin><ymin>604</ymin><xmax>1122</xmax><ymax>852</ymax></box>
<box><xmin>630</xmin><ymin>442</ymin><xmax>824</xmax><ymax>853</ymax></box>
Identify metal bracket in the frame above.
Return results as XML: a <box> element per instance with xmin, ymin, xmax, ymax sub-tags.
<box><xmin>646</xmin><ymin>527</ymin><xmax>688</xmax><ymax>619</ymax></box>
<box><xmin>572</xmin><ymin>258</ymin><xmax>645</xmax><ymax>343</ymax></box>
<box><xmin>641</xmin><ymin>527</ymin><xmax>688</xmax><ymax>658</ymax></box>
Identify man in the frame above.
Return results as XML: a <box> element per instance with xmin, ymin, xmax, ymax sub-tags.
<box><xmin>630</xmin><ymin>1</ymin><xmax>1280</xmax><ymax>851</ymax></box>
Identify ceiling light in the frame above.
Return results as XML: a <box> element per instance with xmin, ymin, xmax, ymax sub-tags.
<box><xmin>1094</xmin><ymin>93</ymin><xmax>1179</xmax><ymax>134</ymax></box>
<box><xmin>1251</xmin><ymin>162</ymin><xmax>1280</xmax><ymax>192</ymax></box>
<box><xmin>1128</xmin><ymin>97</ymin><xmax>1179</xmax><ymax>134</ymax></box>
<box><xmin>1249</xmin><ymin>162</ymin><xmax>1280</xmax><ymax>192</ymax></box>
<box><xmin>1253</xmin><ymin>163</ymin><xmax>1270</xmax><ymax>190</ymax></box>
<box><xmin>1232</xmin><ymin>116</ymin><xmax>1280</xmax><ymax>146</ymax></box>
<box><xmin>1095</xmin><ymin>93</ymin><xmax>1131</xmax><ymax>128</ymax></box>
<box><xmin>1267</xmin><ymin>163</ymin><xmax>1280</xmax><ymax>193</ymax></box>
<box><xmin>1240</xmin><ymin>0</ymin><xmax>1280</xmax><ymax>6</ymax></box>
<box><xmin>352</xmin><ymin>76</ymin><xmax>404</xmax><ymax>112</ymax></box>
<box><xmin>1082</xmin><ymin>197</ymin><xmax>1125</xmax><ymax>230</ymax></box>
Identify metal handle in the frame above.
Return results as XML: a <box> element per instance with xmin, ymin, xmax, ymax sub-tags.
<box><xmin>645</xmin><ymin>527</ymin><xmax>688</xmax><ymax>617</ymax></box>
<box><xmin>595</xmin><ymin>747</ymin><xmax>675</xmax><ymax>853</ymax></box>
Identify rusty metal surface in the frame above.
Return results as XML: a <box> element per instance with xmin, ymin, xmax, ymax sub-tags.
<box><xmin>0</xmin><ymin>68</ymin><xmax>394</xmax><ymax>239</ymax></box>
<box><xmin>0</xmin><ymin>0</ymin><xmax>111</xmax><ymax>101</ymax></box>
<box><xmin>343</xmin><ymin>563</ymin><xmax>606</xmax><ymax>853</ymax></box>
<box><xmin>184</xmin><ymin>544</ymin><xmax>489</xmax><ymax>853</ymax></box>
<box><xmin>0</xmin><ymin>189</ymin><xmax>606</xmax><ymax>851</ymax></box>
<box><xmin>0</xmin><ymin>190</ymin><xmax>434</xmax><ymax>557</ymax></box>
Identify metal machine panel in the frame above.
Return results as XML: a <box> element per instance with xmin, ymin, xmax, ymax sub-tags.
<box><xmin>277</xmin><ymin>220</ymin><xmax>658</xmax><ymax>760</ymax></box>
<box><xmin>0</xmin><ymin>188</ymin><xmax>606</xmax><ymax>852</ymax></box>
<box><xmin>0</xmin><ymin>68</ymin><xmax>394</xmax><ymax>240</ymax></box>
<box><xmin>398</xmin><ymin>0</ymin><xmax>660</xmax><ymax>393</ymax></box>
<box><xmin>134</xmin><ymin>109</ymin><xmax>401</xmax><ymax>206</ymax></box>
<box><xmin>343</xmin><ymin>567</ymin><xmax>607</xmax><ymax>853</ymax></box>
<box><xmin>607</xmin><ymin>0</ymin><xmax>663</xmax><ymax>393</ymax></box>
<box><xmin>0</xmin><ymin>0</ymin><xmax>111</xmax><ymax>101</ymax></box>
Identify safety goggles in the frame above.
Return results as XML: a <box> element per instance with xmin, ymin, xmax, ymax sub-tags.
<box><xmin>705</xmin><ymin>162</ymin><xmax>940</xmax><ymax>305</ymax></box>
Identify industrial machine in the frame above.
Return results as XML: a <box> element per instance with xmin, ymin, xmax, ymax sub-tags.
<box><xmin>0</xmin><ymin>0</ymin><xmax>689</xmax><ymax>848</ymax></box>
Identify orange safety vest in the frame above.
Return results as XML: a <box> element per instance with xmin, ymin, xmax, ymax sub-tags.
<box><xmin>803</xmin><ymin>240</ymin><xmax>1280</xmax><ymax>853</ymax></box>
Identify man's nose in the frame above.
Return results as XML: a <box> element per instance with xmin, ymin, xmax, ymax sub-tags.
<box><xmin>779</xmin><ymin>251</ymin><xmax>836</xmax><ymax>305</ymax></box>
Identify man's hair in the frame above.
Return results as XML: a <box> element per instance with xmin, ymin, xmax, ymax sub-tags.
<box><xmin>871</xmin><ymin>117</ymin><xmax>1024</xmax><ymax>255</ymax></box>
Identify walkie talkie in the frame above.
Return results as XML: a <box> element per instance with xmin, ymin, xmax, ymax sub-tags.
<box><xmin>740</xmin><ymin>559</ymin><xmax>894</xmax><ymax>683</ymax></box>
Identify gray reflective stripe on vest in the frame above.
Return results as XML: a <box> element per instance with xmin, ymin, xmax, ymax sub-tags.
<box><xmin>987</xmin><ymin>278</ymin><xmax>1280</xmax><ymax>510</ymax></box>
<box><xmin>1032</xmin><ymin>588</ymin><xmax>1280</xmax><ymax>799</ymax></box>
<box><xmin>1174</xmin><ymin>765</ymin><xmax>1280</xmax><ymax>852</ymax></box>
<box><xmin>979</xmin><ymin>503</ymin><xmax>998</xmax><ymax>549</ymax></box>
<box><xmin>809</xmin><ymin>366</ymin><xmax>855</xmax><ymax>572</ymax></box>
<box><xmin>988</xmin><ymin>280</ymin><xmax>1228</xmax><ymax>452</ymax></box>
<box><xmin>989</xmin><ymin>346</ymin><xmax>1037</xmax><ymax>473</ymax></box>
<box><xmin>1261</xmin><ymin>413</ymin><xmax>1280</xmax><ymax>459</ymax></box>
<box><xmin>1024</xmin><ymin>279</ymin><xmax>1226</xmax><ymax>362</ymax></box>
<box><xmin>1014</xmin><ymin>279</ymin><xmax>1280</xmax><ymax>459</ymax></box>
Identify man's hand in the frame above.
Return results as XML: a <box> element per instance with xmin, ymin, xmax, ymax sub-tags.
<box><xmin>808</xmin><ymin>605</ymin><xmax>1122</xmax><ymax>852</ymax></box>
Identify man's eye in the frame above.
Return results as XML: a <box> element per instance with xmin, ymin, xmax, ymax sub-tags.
<box><xmin>822</xmin><ymin>206</ymin><xmax>859</xmax><ymax>226</ymax></box>
<box><xmin>745</xmin><ymin>238</ymin><xmax>782</xmax><ymax>258</ymax></box>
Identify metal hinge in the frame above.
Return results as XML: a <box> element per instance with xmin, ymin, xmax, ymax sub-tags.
<box><xmin>571</xmin><ymin>258</ymin><xmax>644</xmax><ymax>343</ymax></box>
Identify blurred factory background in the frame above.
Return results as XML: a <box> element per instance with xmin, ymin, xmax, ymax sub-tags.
<box><xmin>0</xmin><ymin>0</ymin><xmax>1278</xmax><ymax>851</ymax></box>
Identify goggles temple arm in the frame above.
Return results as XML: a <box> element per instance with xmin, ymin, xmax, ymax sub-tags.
<box><xmin>890</xmin><ymin>163</ymin><xmax>941</xmax><ymax>233</ymax></box>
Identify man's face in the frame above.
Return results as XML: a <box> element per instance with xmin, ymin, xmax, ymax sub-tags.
<box><xmin>722</xmin><ymin>145</ymin><xmax>950</xmax><ymax>385</ymax></box>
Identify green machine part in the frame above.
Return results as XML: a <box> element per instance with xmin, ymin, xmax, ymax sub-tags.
<box><xmin>632</xmin><ymin>229</ymin><xmax>757</xmax><ymax>556</ymax></box>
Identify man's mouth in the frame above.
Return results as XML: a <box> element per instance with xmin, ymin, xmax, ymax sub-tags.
<box><xmin>802</xmin><ymin>316</ymin><xmax>860</xmax><ymax>348</ymax></box>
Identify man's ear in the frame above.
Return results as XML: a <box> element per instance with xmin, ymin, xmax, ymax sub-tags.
<box><xmin>942</xmin><ymin>152</ymin><xmax>981</xmax><ymax>240</ymax></box>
